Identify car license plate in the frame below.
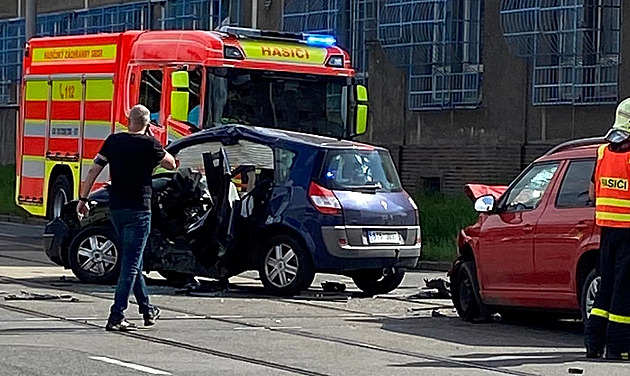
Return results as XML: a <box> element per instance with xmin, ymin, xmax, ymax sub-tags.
<box><xmin>367</xmin><ymin>231</ymin><xmax>403</xmax><ymax>245</ymax></box>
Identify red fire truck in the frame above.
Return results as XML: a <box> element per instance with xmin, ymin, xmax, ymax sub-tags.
<box><xmin>16</xmin><ymin>27</ymin><xmax>368</xmax><ymax>218</ymax></box>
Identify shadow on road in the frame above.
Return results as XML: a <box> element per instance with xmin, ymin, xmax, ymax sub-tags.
<box><xmin>347</xmin><ymin>314</ymin><xmax>584</xmax><ymax>349</ymax></box>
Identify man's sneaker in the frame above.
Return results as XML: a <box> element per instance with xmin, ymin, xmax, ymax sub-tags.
<box><xmin>105</xmin><ymin>319</ymin><xmax>137</xmax><ymax>332</ymax></box>
<box><xmin>144</xmin><ymin>307</ymin><xmax>161</xmax><ymax>327</ymax></box>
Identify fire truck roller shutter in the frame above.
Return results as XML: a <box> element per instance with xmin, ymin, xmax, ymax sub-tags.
<box><xmin>17</xmin><ymin>78</ymin><xmax>49</xmax><ymax>216</ymax></box>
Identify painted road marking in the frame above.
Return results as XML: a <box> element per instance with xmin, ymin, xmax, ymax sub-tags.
<box><xmin>90</xmin><ymin>356</ymin><xmax>171</xmax><ymax>375</ymax></box>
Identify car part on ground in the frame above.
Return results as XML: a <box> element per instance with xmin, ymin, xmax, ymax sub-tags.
<box><xmin>68</xmin><ymin>226</ymin><xmax>120</xmax><ymax>284</ymax></box>
<box><xmin>351</xmin><ymin>268</ymin><xmax>405</xmax><ymax>295</ymax></box>
<box><xmin>451</xmin><ymin>261</ymin><xmax>491</xmax><ymax>322</ymax></box>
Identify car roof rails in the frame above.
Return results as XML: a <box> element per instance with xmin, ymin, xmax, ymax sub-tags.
<box><xmin>544</xmin><ymin>137</ymin><xmax>605</xmax><ymax>156</ymax></box>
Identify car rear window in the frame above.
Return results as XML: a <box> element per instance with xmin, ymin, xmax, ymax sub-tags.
<box><xmin>320</xmin><ymin>149</ymin><xmax>402</xmax><ymax>192</ymax></box>
<box><xmin>556</xmin><ymin>159</ymin><xmax>596</xmax><ymax>208</ymax></box>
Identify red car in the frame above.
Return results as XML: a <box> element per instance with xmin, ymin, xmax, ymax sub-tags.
<box><xmin>450</xmin><ymin>138</ymin><xmax>604</xmax><ymax>322</ymax></box>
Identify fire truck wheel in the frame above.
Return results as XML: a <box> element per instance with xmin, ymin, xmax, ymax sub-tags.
<box><xmin>69</xmin><ymin>226</ymin><xmax>121</xmax><ymax>284</ymax></box>
<box><xmin>48</xmin><ymin>175</ymin><xmax>72</xmax><ymax>219</ymax></box>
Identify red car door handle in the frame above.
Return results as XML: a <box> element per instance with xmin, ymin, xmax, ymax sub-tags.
<box><xmin>576</xmin><ymin>221</ymin><xmax>588</xmax><ymax>230</ymax></box>
<box><xmin>523</xmin><ymin>225</ymin><xmax>534</xmax><ymax>233</ymax></box>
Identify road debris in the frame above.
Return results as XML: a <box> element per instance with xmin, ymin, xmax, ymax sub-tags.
<box><xmin>321</xmin><ymin>281</ymin><xmax>346</xmax><ymax>293</ymax></box>
<box><xmin>568</xmin><ymin>368</ymin><xmax>584</xmax><ymax>374</ymax></box>
<box><xmin>431</xmin><ymin>309</ymin><xmax>446</xmax><ymax>318</ymax></box>
<box><xmin>406</xmin><ymin>278</ymin><xmax>451</xmax><ymax>299</ymax></box>
<box><xmin>4</xmin><ymin>290</ymin><xmax>79</xmax><ymax>302</ymax></box>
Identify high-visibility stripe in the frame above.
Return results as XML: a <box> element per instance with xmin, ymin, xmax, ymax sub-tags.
<box><xmin>51</xmin><ymin>80</ymin><xmax>82</xmax><ymax>101</ymax></box>
<box><xmin>51</xmin><ymin>102</ymin><xmax>81</xmax><ymax>120</ymax></box>
<box><xmin>18</xmin><ymin>177</ymin><xmax>45</xmax><ymax>201</ymax></box>
<box><xmin>21</xmin><ymin>158</ymin><xmax>45</xmax><ymax>178</ymax></box>
<box><xmin>596</xmin><ymin>212</ymin><xmax>630</xmax><ymax>222</ymax></box>
<box><xmin>25</xmin><ymin>81</ymin><xmax>49</xmax><ymax>101</ymax></box>
<box><xmin>50</xmin><ymin>122</ymin><xmax>80</xmax><ymax>138</ymax></box>
<box><xmin>18</xmin><ymin>202</ymin><xmax>46</xmax><ymax>216</ymax></box>
<box><xmin>22</xmin><ymin>138</ymin><xmax>45</xmax><ymax>155</ymax></box>
<box><xmin>81</xmin><ymin>160</ymin><xmax>110</xmax><ymax>183</ymax></box>
<box><xmin>115</xmin><ymin>122</ymin><xmax>126</xmax><ymax>133</ymax></box>
<box><xmin>609</xmin><ymin>313</ymin><xmax>630</xmax><ymax>324</ymax></box>
<box><xmin>84</xmin><ymin>121</ymin><xmax>111</xmax><ymax>140</ymax></box>
<box><xmin>86</xmin><ymin>79</ymin><xmax>113</xmax><ymax>101</ymax></box>
<box><xmin>24</xmin><ymin>101</ymin><xmax>47</xmax><ymax>119</ymax></box>
<box><xmin>83</xmin><ymin>139</ymin><xmax>106</xmax><ymax>159</ymax></box>
<box><xmin>597</xmin><ymin>144</ymin><xmax>607</xmax><ymax>160</ymax></box>
<box><xmin>32</xmin><ymin>44</ymin><xmax>117</xmax><ymax>64</ymax></box>
<box><xmin>597</xmin><ymin>197</ymin><xmax>630</xmax><ymax>208</ymax></box>
<box><xmin>590</xmin><ymin>308</ymin><xmax>609</xmax><ymax>319</ymax></box>
<box><xmin>168</xmin><ymin>128</ymin><xmax>184</xmax><ymax>142</ymax></box>
<box><xmin>23</xmin><ymin>120</ymin><xmax>46</xmax><ymax>137</ymax></box>
<box><xmin>85</xmin><ymin>101</ymin><xmax>112</xmax><ymax>121</ymax></box>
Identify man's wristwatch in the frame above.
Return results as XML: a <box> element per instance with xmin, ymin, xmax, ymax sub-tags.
<box><xmin>79</xmin><ymin>197</ymin><xmax>89</xmax><ymax>203</ymax></box>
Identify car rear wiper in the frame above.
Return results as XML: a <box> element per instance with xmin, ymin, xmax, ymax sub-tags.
<box><xmin>344</xmin><ymin>184</ymin><xmax>381</xmax><ymax>193</ymax></box>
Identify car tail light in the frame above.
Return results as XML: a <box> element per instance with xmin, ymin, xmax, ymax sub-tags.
<box><xmin>309</xmin><ymin>182</ymin><xmax>342</xmax><ymax>215</ymax></box>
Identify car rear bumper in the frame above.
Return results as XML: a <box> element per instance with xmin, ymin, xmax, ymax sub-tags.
<box><xmin>321</xmin><ymin>225</ymin><xmax>421</xmax><ymax>259</ymax></box>
<box><xmin>43</xmin><ymin>217</ymin><xmax>69</xmax><ymax>266</ymax></box>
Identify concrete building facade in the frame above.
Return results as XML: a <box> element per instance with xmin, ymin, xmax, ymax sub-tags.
<box><xmin>0</xmin><ymin>0</ymin><xmax>626</xmax><ymax>194</ymax></box>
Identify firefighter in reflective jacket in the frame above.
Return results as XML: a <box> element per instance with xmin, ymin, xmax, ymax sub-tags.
<box><xmin>585</xmin><ymin>98</ymin><xmax>630</xmax><ymax>360</ymax></box>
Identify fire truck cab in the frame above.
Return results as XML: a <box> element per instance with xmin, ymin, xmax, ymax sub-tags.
<box><xmin>16</xmin><ymin>27</ymin><xmax>367</xmax><ymax>218</ymax></box>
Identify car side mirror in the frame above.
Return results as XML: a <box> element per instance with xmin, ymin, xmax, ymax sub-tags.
<box><xmin>354</xmin><ymin>84</ymin><xmax>368</xmax><ymax>135</ymax></box>
<box><xmin>171</xmin><ymin>71</ymin><xmax>190</xmax><ymax>122</ymax></box>
<box><xmin>474</xmin><ymin>195</ymin><xmax>495</xmax><ymax>213</ymax></box>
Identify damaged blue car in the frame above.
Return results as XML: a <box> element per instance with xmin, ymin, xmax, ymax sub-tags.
<box><xmin>43</xmin><ymin>125</ymin><xmax>421</xmax><ymax>295</ymax></box>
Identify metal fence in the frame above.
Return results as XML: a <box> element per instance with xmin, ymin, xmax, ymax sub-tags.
<box><xmin>0</xmin><ymin>0</ymin><xmax>243</xmax><ymax>106</ymax></box>
<box><xmin>500</xmin><ymin>0</ymin><xmax>621</xmax><ymax>106</ymax></box>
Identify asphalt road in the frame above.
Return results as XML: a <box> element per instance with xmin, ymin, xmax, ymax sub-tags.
<box><xmin>0</xmin><ymin>221</ymin><xmax>627</xmax><ymax>375</ymax></box>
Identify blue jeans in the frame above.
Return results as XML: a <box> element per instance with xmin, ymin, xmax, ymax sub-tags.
<box><xmin>109</xmin><ymin>209</ymin><xmax>154</xmax><ymax>323</ymax></box>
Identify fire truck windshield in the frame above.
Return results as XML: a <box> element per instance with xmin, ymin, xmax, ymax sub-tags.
<box><xmin>203</xmin><ymin>68</ymin><xmax>350</xmax><ymax>138</ymax></box>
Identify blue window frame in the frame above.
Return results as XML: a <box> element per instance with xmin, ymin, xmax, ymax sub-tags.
<box><xmin>501</xmin><ymin>0</ymin><xmax>621</xmax><ymax>106</ymax></box>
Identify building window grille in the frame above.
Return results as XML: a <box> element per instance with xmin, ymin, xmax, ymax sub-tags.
<box><xmin>378</xmin><ymin>0</ymin><xmax>484</xmax><ymax>111</ymax></box>
<box><xmin>500</xmin><ymin>0</ymin><xmax>621</xmax><ymax>106</ymax></box>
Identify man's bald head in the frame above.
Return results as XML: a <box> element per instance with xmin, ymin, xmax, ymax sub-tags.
<box><xmin>128</xmin><ymin>104</ymin><xmax>151</xmax><ymax>133</ymax></box>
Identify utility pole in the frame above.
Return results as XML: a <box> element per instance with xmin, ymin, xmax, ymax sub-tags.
<box><xmin>25</xmin><ymin>0</ymin><xmax>37</xmax><ymax>42</ymax></box>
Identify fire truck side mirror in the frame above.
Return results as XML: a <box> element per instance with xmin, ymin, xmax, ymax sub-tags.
<box><xmin>171</xmin><ymin>71</ymin><xmax>190</xmax><ymax>122</ymax></box>
<box><xmin>354</xmin><ymin>85</ymin><xmax>368</xmax><ymax>135</ymax></box>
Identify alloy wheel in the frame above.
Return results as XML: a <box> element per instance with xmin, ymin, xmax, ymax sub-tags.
<box><xmin>76</xmin><ymin>235</ymin><xmax>118</xmax><ymax>276</ymax></box>
<box><xmin>264</xmin><ymin>243</ymin><xmax>299</xmax><ymax>288</ymax></box>
<box><xmin>585</xmin><ymin>276</ymin><xmax>601</xmax><ymax>318</ymax></box>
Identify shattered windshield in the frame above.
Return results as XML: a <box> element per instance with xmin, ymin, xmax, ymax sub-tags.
<box><xmin>321</xmin><ymin>149</ymin><xmax>402</xmax><ymax>192</ymax></box>
<box><xmin>203</xmin><ymin>68</ymin><xmax>350</xmax><ymax>138</ymax></box>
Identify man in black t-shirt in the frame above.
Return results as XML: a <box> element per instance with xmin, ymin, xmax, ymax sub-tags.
<box><xmin>77</xmin><ymin>104</ymin><xmax>176</xmax><ymax>331</ymax></box>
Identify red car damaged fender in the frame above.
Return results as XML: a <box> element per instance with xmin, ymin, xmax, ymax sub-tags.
<box><xmin>450</xmin><ymin>141</ymin><xmax>604</xmax><ymax>322</ymax></box>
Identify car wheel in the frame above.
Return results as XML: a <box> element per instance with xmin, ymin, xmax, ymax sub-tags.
<box><xmin>581</xmin><ymin>269</ymin><xmax>600</xmax><ymax>322</ymax></box>
<box><xmin>451</xmin><ymin>261</ymin><xmax>491</xmax><ymax>322</ymax></box>
<box><xmin>352</xmin><ymin>268</ymin><xmax>405</xmax><ymax>295</ymax></box>
<box><xmin>259</xmin><ymin>235</ymin><xmax>315</xmax><ymax>296</ymax></box>
<box><xmin>69</xmin><ymin>226</ymin><xmax>120</xmax><ymax>284</ymax></box>
<box><xmin>48</xmin><ymin>175</ymin><xmax>72</xmax><ymax>219</ymax></box>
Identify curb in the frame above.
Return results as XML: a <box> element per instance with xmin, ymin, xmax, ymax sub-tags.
<box><xmin>0</xmin><ymin>214</ymin><xmax>47</xmax><ymax>226</ymax></box>
<box><xmin>414</xmin><ymin>261</ymin><xmax>452</xmax><ymax>272</ymax></box>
